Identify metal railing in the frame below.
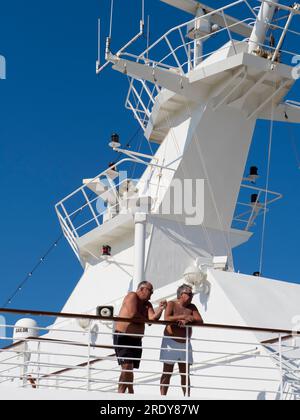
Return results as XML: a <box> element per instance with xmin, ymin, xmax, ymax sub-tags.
<box><xmin>121</xmin><ymin>0</ymin><xmax>300</xmax><ymax>131</ymax></box>
<box><xmin>233</xmin><ymin>184</ymin><xmax>282</xmax><ymax>231</ymax></box>
<box><xmin>55</xmin><ymin>158</ymin><xmax>168</xmax><ymax>260</ymax></box>
<box><xmin>125</xmin><ymin>1</ymin><xmax>256</xmax><ymax>130</ymax></box>
<box><xmin>0</xmin><ymin>308</ymin><xmax>299</xmax><ymax>399</ymax></box>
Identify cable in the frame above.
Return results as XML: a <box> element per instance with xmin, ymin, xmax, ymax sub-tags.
<box><xmin>161</xmin><ymin>103</ymin><xmax>216</xmax><ymax>258</ymax></box>
<box><xmin>124</xmin><ymin>126</ymin><xmax>142</xmax><ymax>150</ymax></box>
<box><xmin>182</xmin><ymin>99</ymin><xmax>234</xmax><ymax>263</ymax></box>
<box><xmin>2</xmin><ymin>234</ymin><xmax>64</xmax><ymax>308</ymax></box>
<box><xmin>130</xmin><ymin>131</ymin><xmax>144</xmax><ymax>180</ymax></box>
<box><xmin>2</xmin><ymin>125</ymin><xmax>143</xmax><ymax>308</ymax></box>
<box><xmin>259</xmin><ymin>93</ymin><xmax>275</xmax><ymax>276</ymax></box>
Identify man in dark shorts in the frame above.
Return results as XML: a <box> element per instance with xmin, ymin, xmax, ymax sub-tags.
<box><xmin>114</xmin><ymin>281</ymin><xmax>167</xmax><ymax>394</ymax></box>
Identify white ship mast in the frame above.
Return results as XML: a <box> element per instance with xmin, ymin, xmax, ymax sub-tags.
<box><xmin>1</xmin><ymin>0</ymin><xmax>300</xmax><ymax>400</ymax></box>
<box><xmin>91</xmin><ymin>0</ymin><xmax>300</xmax><ymax>284</ymax></box>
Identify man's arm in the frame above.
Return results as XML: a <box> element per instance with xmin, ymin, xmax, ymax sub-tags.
<box><xmin>164</xmin><ymin>301</ymin><xmax>193</xmax><ymax>322</ymax></box>
<box><xmin>191</xmin><ymin>304</ymin><xmax>204</xmax><ymax>324</ymax></box>
<box><xmin>177</xmin><ymin>304</ymin><xmax>203</xmax><ymax>327</ymax></box>
<box><xmin>147</xmin><ymin>300</ymin><xmax>167</xmax><ymax>321</ymax></box>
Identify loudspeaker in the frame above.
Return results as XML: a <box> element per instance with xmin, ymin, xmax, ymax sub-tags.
<box><xmin>96</xmin><ymin>306</ymin><xmax>114</xmax><ymax>318</ymax></box>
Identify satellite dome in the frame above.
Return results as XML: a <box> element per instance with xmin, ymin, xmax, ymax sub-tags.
<box><xmin>13</xmin><ymin>318</ymin><xmax>38</xmax><ymax>343</ymax></box>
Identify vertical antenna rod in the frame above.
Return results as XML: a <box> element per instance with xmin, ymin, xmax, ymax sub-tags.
<box><xmin>248</xmin><ymin>0</ymin><xmax>280</xmax><ymax>53</ymax></box>
<box><xmin>105</xmin><ymin>0</ymin><xmax>115</xmax><ymax>60</ymax></box>
<box><xmin>109</xmin><ymin>0</ymin><xmax>114</xmax><ymax>38</ymax></box>
<box><xmin>142</xmin><ymin>0</ymin><xmax>145</xmax><ymax>24</ymax></box>
<box><xmin>147</xmin><ymin>15</ymin><xmax>150</xmax><ymax>60</ymax></box>
<box><xmin>97</xmin><ymin>0</ymin><xmax>145</xmax><ymax>74</ymax></box>
<box><xmin>96</xmin><ymin>18</ymin><xmax>101</xmax><ymax>70</ymax></box>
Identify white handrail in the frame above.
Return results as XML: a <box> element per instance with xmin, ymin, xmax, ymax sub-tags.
<box><xmin>0</xmin><ymin>313</ymin><xmax>299</xmax><ymax>398</ymax></box>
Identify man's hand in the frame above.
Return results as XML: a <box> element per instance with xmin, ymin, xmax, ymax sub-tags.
<box><xmin>148</xmin><ymin>300</ymin><xmax>168</xmax><ymax>322</ymax></box>
<box><xmin>159</xmin><ymin>300</ymin><xmax>167</xmax><ymax>310</ymax></box>
<box><xmin>177</xmin><ymin>314</ymin><xmax>194</xmax><ymax>328</ymax></box>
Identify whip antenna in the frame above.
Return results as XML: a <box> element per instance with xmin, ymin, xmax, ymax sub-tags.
<box><xmin>96</xmin><ymin>18</ymin><xmax>101</xmax><ymax>70</ymax></box>
<box><xmin>109</xmin><ymin>0</ymin><xmax>114</xmax><ymax>38</ymax></box>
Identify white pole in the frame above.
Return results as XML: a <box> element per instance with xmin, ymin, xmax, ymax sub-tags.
<box><xmin>185</xmin><ymin>326</ymin><xmax>189</xmax><ymax>398</ymax></box>
<box><xmin>248</xmin><ymin>0</ymin><xmax>280</xmax><ymax>53</ymax></box>
<box><xmin>194</xmin><ymin>39</ymin><xmax>203</xmax><ymax>68</ymax></box>
<box><xmin>279</xmin><ymin>333</ymin><xmax>284</xmax><ymax>400</ymax></box>
<box><xmin>98</xmin><ymin>18</ymin><xmax>101</xmax><ymax>64</ymax></box>
<box><xmin>133</xmin><ymin>213</ymin><xmax>147</xmax><ymax>289</ymax></box>
<box><xmin>193</xmin><ymin>9</ymin><xmax>205</xmax><ymax>67</ymax></box>
<box><xmin>87</xmin><ymin>324</ymin><xmax>91</xmax><ymax>391</ymax></box>
<box><xmin>271</xmin><ymin>9</ymin><xmax>295</xmax><ymax>62</ymax></box>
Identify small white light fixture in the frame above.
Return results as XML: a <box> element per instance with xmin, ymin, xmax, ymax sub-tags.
<box><xmin>183</xmin><ymin>264</ymin><xmax>205</xmax><ymax>285</ymax></box>
<box><xmin>183</xmin><ymin>259</ymin><xmax>210</xmax><ymax>295</ymax></box>
<box><xmin>77</xmin><ymin>318</ymin><xmax>92</xmax><ymax>331</ymax></box>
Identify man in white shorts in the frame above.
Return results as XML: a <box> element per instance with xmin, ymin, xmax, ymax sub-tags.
<box><xmin>160</xmin><ymin>284</ymin><xmax>203</xmax><ymax>396</ymax></box>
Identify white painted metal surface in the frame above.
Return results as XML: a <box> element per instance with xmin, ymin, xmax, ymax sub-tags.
<box><xmin>1</xmin><ymin>269</ymin><xmax>300</xmax><ymax>399</ymax></box>
<box><xmin>133</xmin><ymin>213</ymin><xmax>147</xmax><ymax>288</ymax></box>
<box><xmin>2</xmin><ymin>0</ymin><xmax>300</xmax><ymax>400</ymax></box>
<box><xmin>248</xmin><ymin>0</ymin><xmax>280</xmax><ymax>53</ymax></box>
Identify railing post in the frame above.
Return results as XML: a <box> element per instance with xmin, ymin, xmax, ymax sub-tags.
<box><xmin>22</xmin><ymin>342</ymin><xmax>28</xmax><ymax>388</ymax></box>
<box><xmin>36</xmin><ymin>340</ymin><xmax>41</xmax><ymax>389</ymax></box>
<box><xmin>185</xmin><ymin>326</ymin><xmax>190</xmax><ymax>398</ymax></box>
<box><xmin>279</xmin><ymin>334</ymin><xmax>284</xmax><ymax>400</ymax></box>
<box><xmin>87</xmin><ymin>324</ymin><xmax>91</xmax><ymax>391</ymax></box>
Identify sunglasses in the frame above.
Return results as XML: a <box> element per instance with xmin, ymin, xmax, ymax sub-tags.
<box><xmin>144</xmin><ymin>287</ymin><xmax>153</xmax><ymax>294</ymax></box>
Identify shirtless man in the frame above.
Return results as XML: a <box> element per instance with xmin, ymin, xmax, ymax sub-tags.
<box><xmin>160</xmin><ymin>284</ymin><xmax>203</xmax><ymax>396</ymax></box>
<box><xmin>114</xmin><ymin>281</ymin><xmax>167</xmax><ymax>394</ymax></box>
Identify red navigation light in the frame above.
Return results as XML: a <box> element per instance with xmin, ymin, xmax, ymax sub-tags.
<box><xmin>102</xmin><ymin>245</ymin><xmax>111</xmax><ymax>257</ymax></box>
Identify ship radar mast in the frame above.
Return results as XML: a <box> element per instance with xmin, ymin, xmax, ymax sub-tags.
<box><xmin>57</xmin><ymin>1</ymin><xmax>300</xmax><ymax>286</ymax></box>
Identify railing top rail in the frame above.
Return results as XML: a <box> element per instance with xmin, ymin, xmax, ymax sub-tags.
<box><xmin>55</xmin><ymin>157</ymin><xmax>174</xmax><ymax>209</ymax></box>
<box><xmin>0</xmin><ymin>307</ymin><xmax>299</xmax><ymax>336</ymax></box>
<box><xmin>137</xmin><ymin>0</ymin><xmax>250</xmax><ymax>59</ymax></box>
<box><xmin>123</xmin><ymin>0</ymin><xmax>300</xmax><ymax>70</ymax></box>
<box><xmin>263</xmin><ymin>0</ymin><xmax>300</xmax><ymax>15</ymax></box>
<box><xmin>55</xmin><ymin>158</ymin><xmax>137</xmax><ymax>207</ymax></box>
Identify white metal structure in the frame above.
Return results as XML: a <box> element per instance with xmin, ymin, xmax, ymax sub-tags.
<box><xmin>2</xmin><ymin>0</ymin><xmax>300</xmax><ymax>400</ymax></box>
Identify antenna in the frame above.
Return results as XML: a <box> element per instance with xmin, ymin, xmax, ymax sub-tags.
<box><xmin>96</xmin><ymin>0</ymin><xmax>145</xmax><ymax>75</ymax></box>
<box><xmin>147</xmin><ymin>15</ymin><xmax>150</xmax><ymax>60</ymax></box>
<box><xmin>142</xmin><ymin>0</ymin><xmax>145</xmax><ymax>24</ymax></box>
<box><xmin>96</xmin><ymin>18</ymin><xmax>101</xmax><ymax>71</ymax></box>
<box><xmin>109</xmin><ymin>0</ymin><xmax>114</xmax><ymax>39</ymax></box>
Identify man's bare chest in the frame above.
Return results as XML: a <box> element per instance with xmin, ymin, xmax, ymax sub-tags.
<box><xmin>173</xmin><ymin>304</ymin><xmax>192</xmax><ymax>316</ymax></box>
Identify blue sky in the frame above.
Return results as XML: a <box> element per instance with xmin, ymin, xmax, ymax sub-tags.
<box><xmin>0</xmin><ymin>0</ymin><xmax>299</xmax><ymax>330</ymax></box>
